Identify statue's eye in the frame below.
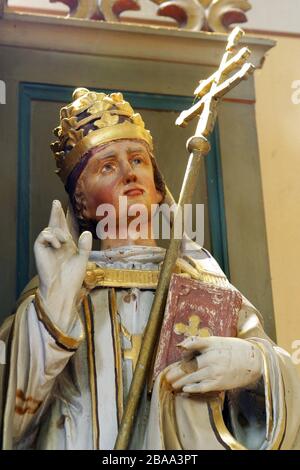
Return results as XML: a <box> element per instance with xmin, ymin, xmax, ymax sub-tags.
<box><xmin>101</xmin><ymin>162</ymin><xmax>115</xmax><ymax>174</ymax></box>
<box><xmin>131</xmin><ymin>157</ymin><xmax>143</xmax><ymax>166</ymax></box>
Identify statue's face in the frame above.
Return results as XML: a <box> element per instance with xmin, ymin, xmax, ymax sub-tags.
<box><xmin>77</xmin><ymin>139</ymin><xmax>163</xmax><ymax>222</ymax></box>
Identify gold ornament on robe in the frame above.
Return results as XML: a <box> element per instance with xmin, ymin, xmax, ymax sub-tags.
<box><xmin>121</xmin><ymin>324</ymin><xmax>143</xmax><ymax>373</ymax></box>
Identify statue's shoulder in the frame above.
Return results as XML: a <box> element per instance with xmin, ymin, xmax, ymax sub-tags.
<box><xmin>178</xmin><ymin>240</ymin><xmax>229</xmax><ymax>287</ymax></box>
<box><xmin>14</xmin><ymin>275</ymin><xmax>39</xmax><ymax>312</ymax></box>
<box><xmin>0</xmin><ymin>276</ymin><xmax>39</xmax><ymax>333</ymax></box>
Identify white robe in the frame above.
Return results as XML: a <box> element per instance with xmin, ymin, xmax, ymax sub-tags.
<box><xmin>1</xmin><ymin>245</ymin><xmax>300</xmax><ymax>450</ymax></box>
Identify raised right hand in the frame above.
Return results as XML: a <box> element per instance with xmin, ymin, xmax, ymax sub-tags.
<box><xmin>34</xmin><ymin>200</ymin><xmax>92</xmax><ymax>325</ymax></box>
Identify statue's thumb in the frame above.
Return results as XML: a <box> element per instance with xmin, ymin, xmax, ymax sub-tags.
<box><xmin>78</xmin><ymin>231</ymin><xmax>92</xmax><ymax>260</ymax></box>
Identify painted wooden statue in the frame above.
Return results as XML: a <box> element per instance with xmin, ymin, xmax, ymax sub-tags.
<box><xmin>0</xmin><ymin>85</ymin><xmax>300</xmax><ymax>450</ymax></box>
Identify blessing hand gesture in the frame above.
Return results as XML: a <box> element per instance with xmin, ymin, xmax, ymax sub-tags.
<box><xmin>34</xmin><ymin>200</ymin><xmax>92</xmax><ymax>327</ymax></box>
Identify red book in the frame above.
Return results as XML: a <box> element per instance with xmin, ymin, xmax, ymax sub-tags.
<box><xmin>153</xmin><ymin>274</ymin><xmax>243</xmax><ymax>381</ymax></box>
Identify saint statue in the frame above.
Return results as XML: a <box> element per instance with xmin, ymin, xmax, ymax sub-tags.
<box><xmin>0</xmin><ymin>88</ymin><xmax>300</xmax><ymax>450</ymax></box>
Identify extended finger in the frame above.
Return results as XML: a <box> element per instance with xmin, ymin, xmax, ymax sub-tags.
<box><xmin>57</xmin><ymin>201</ymin><xmax>71</xmax><ymax>233</ymax></box>
<box><xmin>48</xmin><ymin>200</ymin><xmax>61</xmax><ymax>229</ymax></box>
<box><xmin>172</xmin><ymin>367</ymin><xmax>211</xmax><ymax>391</ymax></box>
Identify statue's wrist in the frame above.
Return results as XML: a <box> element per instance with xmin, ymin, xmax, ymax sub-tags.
<box><xmin>34</xmin><ymin>290</ymin><xmax>84</xmax><ymax>351</ymax></box>
<box><xmin>36</xmin><ymin>284</ymin><xmax>80</xmax><ymax>333</ymax></box>
<box><xmin>38</xmin><ymin>281</ymin><xmax>77</xmax><ymax>316</ymax></box>
<box><xmin>244</xmin><ymin>341</ymin><xmax>264</xmax><ymax>386</ymax></box>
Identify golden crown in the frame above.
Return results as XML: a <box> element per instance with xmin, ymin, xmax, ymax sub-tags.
<box><xmin>51</xmin><ymin>87</ymin><xmax>153</xmax><ymax>184</ymax></box>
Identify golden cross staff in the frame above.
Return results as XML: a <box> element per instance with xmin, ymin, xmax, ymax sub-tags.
<box><xmin>114</xmin><ymin>26</ymin><xmax>255</xmax><ymax>450</ymax></box>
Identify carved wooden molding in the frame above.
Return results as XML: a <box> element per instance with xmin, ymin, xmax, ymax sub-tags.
<box><xmin>48</xmin><ymin>0</ymin><xmax>252</xmax><ymax>32</ymax></box>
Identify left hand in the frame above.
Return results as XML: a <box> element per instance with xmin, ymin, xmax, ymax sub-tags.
<box><xmin>165</xmin><ymin>336</ymin><xmax>263</xmax><ymax>394</ymax></box>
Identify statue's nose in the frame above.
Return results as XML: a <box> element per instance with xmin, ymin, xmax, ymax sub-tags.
<box><xmin>122</xmin><ymin>162</ymin><xmax>137</xmax><ymax>184</ymax></box>
<box><xmin>124</xmin><ymin>172</ymin><xmax>137</xmax><ymax>185</ymax></box>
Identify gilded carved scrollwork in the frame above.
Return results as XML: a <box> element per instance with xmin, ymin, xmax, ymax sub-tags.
<box><xmin>49</xmin><ymin>0</ymin><xmax>140</xmax><ymax>21</ymax></box>
<box><xmin>50</xmin><ymin>0</ymin><xmax>251</xmax><ymax>32</ymax></box>
<box><xmin>153</xmin><ymin>0</ymin><xmax>252</xmax><ymax>32</ymax></box>
<box><xmin>206</xmin><ymin>0</ymin><xmax>252</xmax><ymax>32</ymax></box>
<box><xmin>50</xmin><ymin>0</ymin><xmax>103</xmax><ymax>20</ymax></box>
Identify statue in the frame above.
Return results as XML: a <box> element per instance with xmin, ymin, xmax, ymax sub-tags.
<box><xmin>0</xmin><ymin>29</ymin><xmax>300</xmax><ymax>449</ymax></box>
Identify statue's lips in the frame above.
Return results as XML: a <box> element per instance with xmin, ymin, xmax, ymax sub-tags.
<box><xmin>123</xmin><ymin>188</ymin><xmax>145</xmax><ymax>197</ymax></box>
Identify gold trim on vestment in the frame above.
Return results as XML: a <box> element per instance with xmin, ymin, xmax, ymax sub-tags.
<box><xmin>16</xmin><ymin>287</ymin><xmax>38</xmax><ymax>311</ymax></box>
<box><xmin>84</xmin><ymin>266</ymin><xmax>161</xmax><ymax>290</ymax></box>
<box><xmin>121</xmin><ymin>323</ymin><xmax>143</xmax><ymax>373</ymax></box>
<box><xmin>208</xmin><ymin>396</ymin><xmax>247</xmax><ymax>450</ymax></box>
<box><xmin>83</xmin><ymin>295</ymin><xmax>100</xmax><ymax>450</ymax></box>
<box><xmin>159</xmin><ymin>379</ymin><xmax>183</xmax><ymax>450</ymax></box>
<box><xmin>34</xmin><ymin>291</ymin><xmax>84</xmax><ymax>351</ymax></box>
<box><xmin>272</xmin><ymin>381</ymin><xmax>287</xmax><ymax>450</ymax></box>
<box><xmin>109</xmin><ymin>288</ymin><xmax>124</xmax><ymax>425</ymax></box>
<box><xmin>83</xmin><ymin>259</ymin><xmax>226</xmax><ymax>290</ymax></box>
